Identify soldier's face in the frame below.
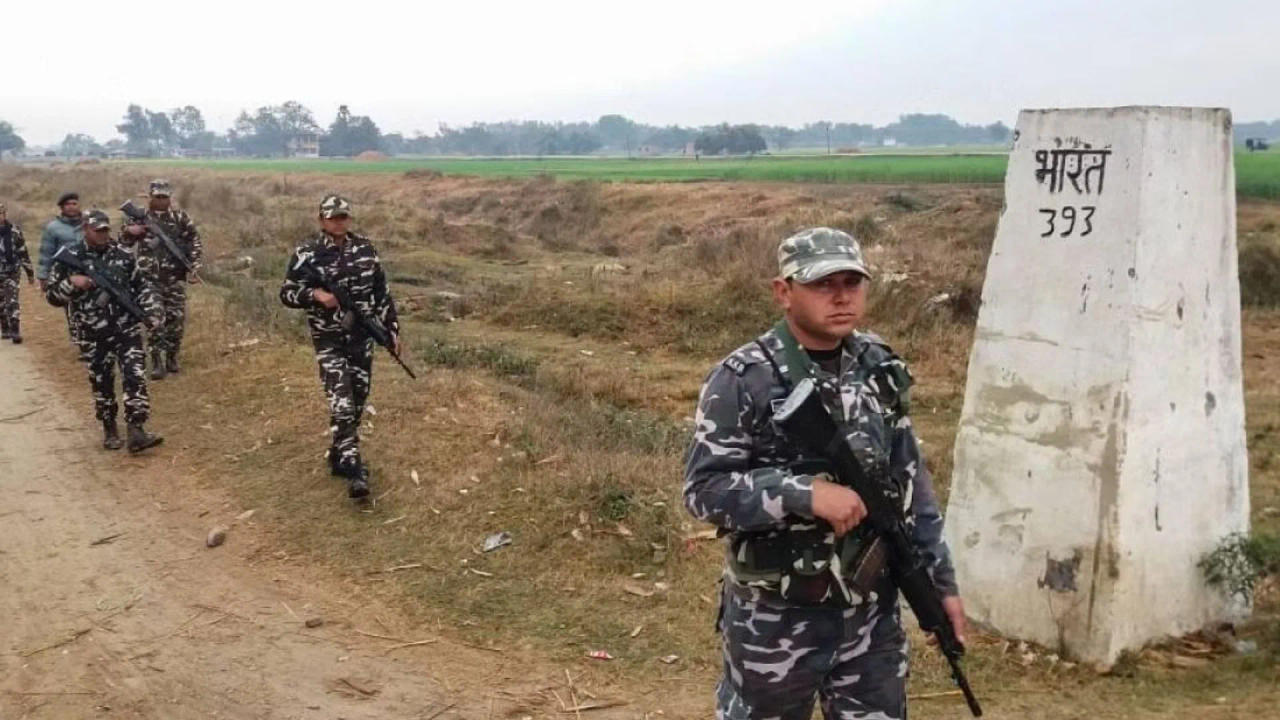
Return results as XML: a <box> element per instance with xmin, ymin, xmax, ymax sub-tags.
<box><xmin>320</xmin><ymin>215</ymin><xmax>351</xmax><ymax>236</ymax></box>
<box><xmin>85</xmin><ymin>227</ymin><xmax>110</xmax><ymax>248</ymax></box>
<box><xmin>773</xmin><ymin>271</ymin><xmax>868</xmax><ymax>342</ymax></box>
<box><xmin>61</xmin><ymin>200</ymin><xmax>80</xmax><ymax>217</ymax></box>
<box><xmin>150</xmin><ymin>196</ymin><xmax>171</xmax><ymax>211</ymax></box>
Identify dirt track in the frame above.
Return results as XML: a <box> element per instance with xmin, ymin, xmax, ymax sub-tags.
<box><xmin>0</xmin><ymin>310</ymin><xmax>636</xmax><ymax>720</ymax></box>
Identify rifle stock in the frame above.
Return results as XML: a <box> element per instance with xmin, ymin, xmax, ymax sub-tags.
<box><xmin>773</xmin><ymin>378</ymin><xmax>982</xmax><ymax>717</ymax></box>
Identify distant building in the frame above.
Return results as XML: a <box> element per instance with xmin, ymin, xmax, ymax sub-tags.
<box><xmin>289</xmin><ymin>133</ymin><xmax>320</xmax><ymax>158</ymax></box>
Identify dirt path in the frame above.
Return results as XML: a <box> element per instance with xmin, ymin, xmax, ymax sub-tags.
<box><xmin>0</xmin><ymin>311</ymin><xmax>639</xmax><ymax>720</ymax></box>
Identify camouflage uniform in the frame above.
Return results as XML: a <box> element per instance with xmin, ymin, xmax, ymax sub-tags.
<box><xmin>279</xmin><ymin>195</ymin><xmax>399</xmax><ymax>493</ymax></box>
<box><xmin>45</xmin><ymin>211</ymin><xmax>161</xmax><ymax>437</ymax></box>
<box><xmin>120</xmin><ymin>180</ymin><xmax>203</xmax><ymax>374</ymax></box>
<box><xmin>684</xmin><ymin>228</ymin><xmax>958</xmax><ymax>720</ymax></box>
<box><xmin>0</xmin><ymin>206</ymin><xmax>35</xmax><ymax>342</ymax></box>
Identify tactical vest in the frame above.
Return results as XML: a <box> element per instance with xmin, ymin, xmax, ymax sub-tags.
<box><xmin>727</xmin><ymin>322</ymin><xmax>914</xmax><ymax>607</ymax></box>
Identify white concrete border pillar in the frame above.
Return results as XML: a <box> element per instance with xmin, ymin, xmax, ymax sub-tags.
<box><xmin>945</xmin><ymin>107</ymin><xmax>1249</xmax><ymax>663</ymax></box>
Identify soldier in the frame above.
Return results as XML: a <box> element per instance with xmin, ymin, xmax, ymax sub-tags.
<box><xmin>121</xmin><ymin>179</ymin><xmax>203</xmax><ymax>380</ymax></box>
<box><xmin>683</xmin><ymin>228</ymin><xmax>966</xmax><ymax>720</ymax></box>
<box><xmin>279</xmin><ymin>195</ymin><xmax>401</xmax><ymax>499</ymax></box>
<box><xmin>37</xmin><ymin>191</ymin><xmax>84</xmax><ymax>290</ymax></box>
<box><xmin>0</xmin><ymin>203</ymin><xmax>35</xmax><ymax>343</ymax></box>
<box><xmin>46</xmin><ymin>210</ymin><xmax>163</xmax><ymax>453</ymax></box>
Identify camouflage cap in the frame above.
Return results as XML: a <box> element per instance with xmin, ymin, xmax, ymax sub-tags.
<box><xmin>777</xmin><ymin>227</ymin><xmax>870</xmax><ymax>283</ymax></box>
<box><xmin>148</xmin><ymin>179</ymin><xmax>172</xmax><ymax>197</ymax></box>
<box><xmin>84</xmin><ymin>209</ymin><xmax>112</xmax><ymax>230</ymax></box>
<box><xmin>319</xmin><ymin>194</ymin><xmax>353</xmax><ymax>219</ymax></box>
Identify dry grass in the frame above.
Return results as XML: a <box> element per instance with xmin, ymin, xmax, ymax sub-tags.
<box><xmin>6</xmin><ymin>163</ymin><xmax>1280</xmax><ymax>718</ymax></box>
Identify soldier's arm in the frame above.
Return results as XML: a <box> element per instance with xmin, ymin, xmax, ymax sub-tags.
<box><xmin>371</xmin><ymin>257</ymin><xmax>399</xmax><ymax>337</ymax></box>
<box><xmin>182</xmin><ymin>212</ymin><xmax>204</xmax><ymax>271</ymax></box>
<box><xmin>44</xmin><ymin>260</ymin><xmax>77</xmax><ymax>307</ymax></box>
<box><xmin>683</xmin><ymin>364</ymin><xmax>815</xmax><ymax>532</ymax></box>
<box><xmin>130</xmin><ymin>259</ymin><xmax>161</xmax><ymax>323</ymax></box>
<box><xmin>279</xmin><ymin>251</ymin><xmax>316</xmax><ymax>309</ymax></box>
<box><xmin>894</xmin><ymin>416</ymin><xmax>959</xmax><ymax>596</ymax></box>
<box><xmin>36</xmin><ymin>224</ymin><xmax>57</xmax><ymax>281</ymax></box>
<box><xmin>15</xmin><ymin>228</ymin><xmax>33</xmax><ymax>276</ymax></box>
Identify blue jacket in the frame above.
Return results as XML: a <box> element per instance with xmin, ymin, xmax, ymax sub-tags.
<box><xmin>37</xmin><ymin>214</ymin><xmax>84</xmax><ymax>281</ymax></box>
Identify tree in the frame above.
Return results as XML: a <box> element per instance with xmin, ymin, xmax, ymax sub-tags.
<box><xmin>596</xmin><ymin>114</ymin><xmax>637</xmax><ymax>154</ymax></box>
<box><xmin>986</xmin><ymin>121</ymin><xmax>1011</xmax><ymax>144</ymax></box>
<box><xmin>116</xmin><ymin>104</ymin><xmax>152</xmax><ymax>154</ymax></box>
<box><xmin>59</xmin><ymin>133</ymin><xmax>102</xmax><ymax>157</ymax></box>
<box><xmin>170</xmin><ymin>105</ymin><xmax>215</xmax><ymax>152</ymax></box>
<box><xmin>765</xmin><ymin>126</ymin><xmax>798</xmax><ymax>151</ymax></box>
<box><xmin>229</xmin><ymin>102</ymin><xmax>319</xmax><ymax>156</ymax></box>
<box><xmin>147</xmin><ymin>110</ymin><xmax>176</xmax><ymax>153</ymax></box>
<box><xmin>0</xmin><ymin>121</ymin><xmax>24</xmax><ymax>154</ymax></box>
<box><xmin>694</xmin><ymin>124</ymin><xmax>767</xmax><ymax>155</ymax></box>
<box><xmin>321</xmin><ymin>104</ymin><xmax>382</xmax><ymax>156</ymax></box>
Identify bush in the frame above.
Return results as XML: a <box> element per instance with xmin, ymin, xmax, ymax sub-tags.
<box><xmin>1239</xmin><ymin>238</ymin><xmax>1280</xmax><ymax>306</ymax></box>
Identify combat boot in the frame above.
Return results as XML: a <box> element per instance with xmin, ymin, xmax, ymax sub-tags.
<box><xmin>102</xmin><ymin>419</ymin><xmax>124</xmax><ymax>450</ymax></box>
<box><xmin>337</xmin><ymin>459</ymin><xmax>370</xmax><ymax>499</ymax></box>
<box><xmin>9</xmin><ymin>320</ymin><xmax>20</xmax><ymax>344</ymax></box>
<box><xmin>150</xmin><ymin>350</ymin><xmax>167</xmax><ymax>380</ymax></box>
<box><xmin>165</xmin><ymin>352</ymin><xmax>180</xmax><ymax>374</ymax></box>
<box><xmin>126</xmin><ymin>423</ymin><xmax>164</xmax><ymax>454</ymax></box>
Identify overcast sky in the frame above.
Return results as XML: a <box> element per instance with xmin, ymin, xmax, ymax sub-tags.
<box><xmin>7</xmin><ymin>0</ymin><xmax>1278</xmax><ymax>145</ymax></box>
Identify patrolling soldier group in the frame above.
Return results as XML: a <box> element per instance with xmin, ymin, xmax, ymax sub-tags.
<box><xmin>15</xmin><ymin>184</ymin><xmax>403</xmax><ymax>501</ymax></box>
<box><xmin>9</xmin><ymin>180</ymin><xmax>970</xmax><ymax>716</ymax></box>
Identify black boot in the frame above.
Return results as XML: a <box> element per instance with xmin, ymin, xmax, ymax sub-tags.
<box><xmin>166</xmin><ymin>352</ymin><xmax>180</xmax><ymax>374</ymax></box>
<box><xmin>338</xmin><ymin>459</ymin><xmax>370</xmax><ymax>499</ymax></box>
<box><xmin>150</xmin><ymin>350</ymin><xmax>167</xmax><ymax>380</ymax></box>
<box><xmin>10</xmin><ymin>320</ymin><xmax>20</xmax><ymax>344</ymax></box>
<box><xmin>102</xmin><ymin>419</ymin><xmax>123</xmax><ymax>450</ymax></box>
<box><xmin>127</xmin><ymin>423</ymin><xmax>164</xmax><ymax>453</ymax></box>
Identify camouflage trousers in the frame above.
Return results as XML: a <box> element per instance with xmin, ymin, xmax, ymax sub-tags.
<box><xmin>716</xmin><ymin>583</ymin><xmax>909</xmax><ymax>720</ymax></box>
<box><xmin>76</xmin><ymin>327</ymin><xmax>150</xmax><ymax>425</ymax></box>
<box><xmin>0</xmin><ymin>274</ymin><xmax>19</xmax><ymax>327</ymax></box>
<box><xmin>314</xmin><ymin>338</ymin><xmax>373</xmax><ymax>467</ymax></box>
<box><xmin>148</xmin><ymin>280</ymin><xmax>187</xmax><ymax>356</ymax></box>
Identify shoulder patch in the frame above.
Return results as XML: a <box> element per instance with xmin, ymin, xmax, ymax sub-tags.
<box><xmin>723</xmin><ymin>356</ymin><xmax>748</xmax><ymax>375</ymax></box>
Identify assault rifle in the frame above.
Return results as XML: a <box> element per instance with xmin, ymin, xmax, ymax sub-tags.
<box><xmin>295</xmin><ymin>260</ymin><xmax>416</xmax><ymax>379</ymax></box>
<box><xmin>774</xmin><ymin>378</ymin><xmax>982</xmax><ymax>717</ymax></box>
<box><xmin>51</xmin><ymin>245</ymin><xmax>149</xmax><ymax>324</ymax></box>
<box><xmin>119</xmin><ymin>200</ymin><xmax>200</xmax><ymax>282</ymax></box>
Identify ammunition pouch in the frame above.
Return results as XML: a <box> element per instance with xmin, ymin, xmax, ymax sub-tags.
<box><xmin>730</xmin><ymin>525</ymin><xmax>887</xmax><ymax>607</ymax></box>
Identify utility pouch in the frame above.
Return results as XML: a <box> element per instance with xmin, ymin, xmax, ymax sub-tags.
<box><xmin>778</xmin><ymin>531</ymin><xmax>834</xmax><ymax>605</ymax></box>
<box><xmin>843</xmin><ymin>535</ymin><xmax>889</xmax><ymax>599</ymax></box>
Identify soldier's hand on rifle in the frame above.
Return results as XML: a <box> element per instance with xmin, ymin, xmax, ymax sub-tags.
<box><xmin>810</xmin><ymin>477</ymin><xmax>868</xmax><ymax>537</ymax></box>
<box><xmin>312</xmin><ymin>288</ymin><xmax>339</xmax><ymax>310</ymax></box>
<box><xmin>392</xmin><ymin>333</ymin><xmax>403</xmax><ymax>357</ymax></box>
<box><xmin>125</xmin><ymin>223</ymin><xmax>146</xmax><ymax>237</ymax></box>
<box><xmin>928</xmin><ymin>595</ymin><xmax>969</xmax><ymax>647</ymax></box>
<box><xmin>69</xmin><ymin>274</ymin><xmax>95</xmax><ymax>291</ymax></box>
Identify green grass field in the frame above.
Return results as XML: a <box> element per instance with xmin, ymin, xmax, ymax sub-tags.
<box><xmin>128</xmin><ymin>149</ymin><xmax>1280</xmax><ymax>198</ymax></box>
